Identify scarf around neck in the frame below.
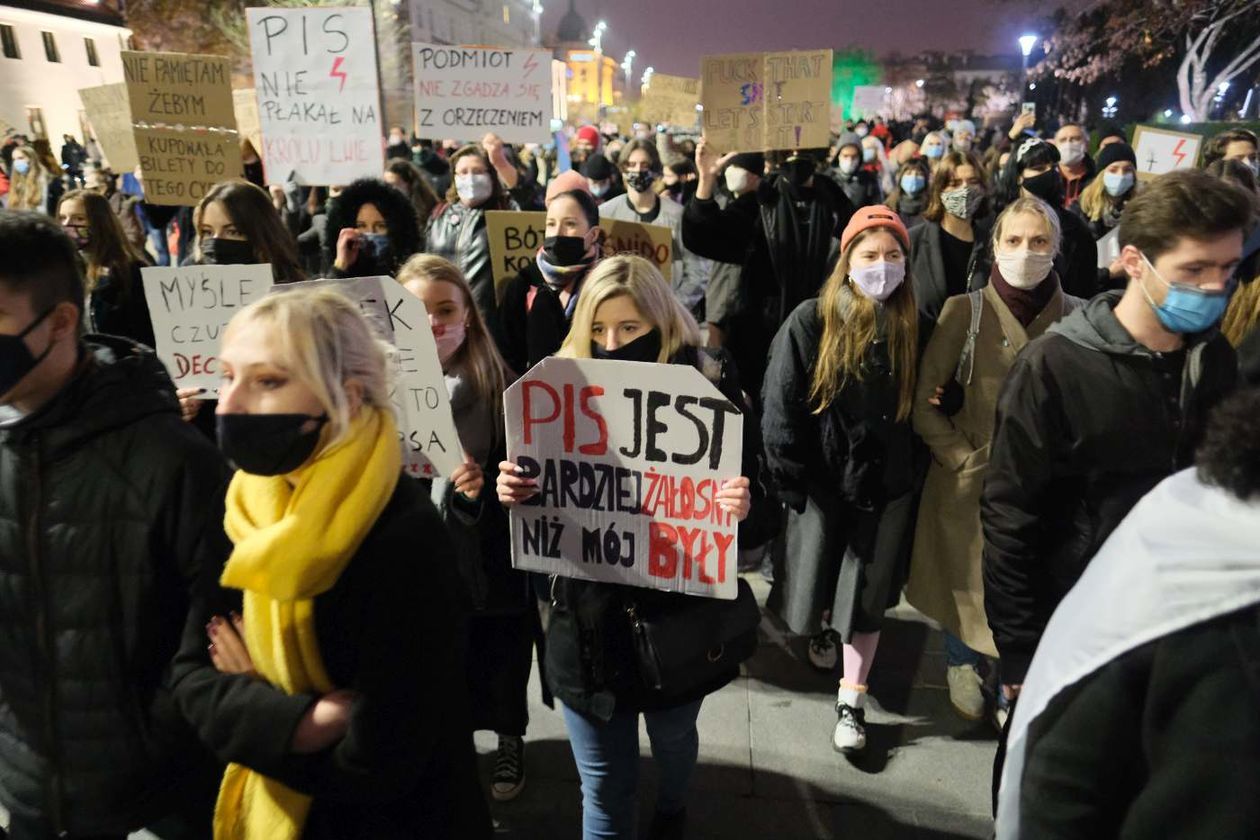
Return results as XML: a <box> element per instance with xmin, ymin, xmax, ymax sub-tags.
<box><xmin>989</xmin><ymin>263</ymin><xmax>1059</xmax><ymax>328</ymax></box>
<box><xmin>214</xmin><ymin>406</ymin><xmax>401</xmax><ymax>840</ymax></box>
<box><xmin>536</xmin><ymin>249</ymin><xmax>595</xmax><ymax>292</ymax></box>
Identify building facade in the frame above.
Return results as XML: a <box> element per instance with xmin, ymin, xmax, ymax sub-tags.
<box><xmin>0</xmin><ymin>0</ymin><xmax>131</xmax><ymax>145</ymax></box>
<box><xmin>407</xmin><ymin>0</ymin><xmax>539</xmax><ymax>48</ymax></box>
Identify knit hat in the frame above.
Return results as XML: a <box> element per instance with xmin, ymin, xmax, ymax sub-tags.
<box><xmin>582</xmin><ymin>152</ymin><xmax>614</xmax><ymax>181</ymax></box>
<box><xmin>954</xmin><ymin>119</ymin><xmax>977</xmax><ymax>136</ymax></box>
<box><xmin>575</xmin><ymin>125</ymin><xmax>602</xmax><ymax>150</ymax></box>
<box><xmin>728</xmin><ymin>152</ymin><xmax>765</xmax><ymax>175</ymax></box>
<box><xmin>545</xmin><ymin>170</ymin><xmax>591</xmax><ymax>205</ymax></box>
<box><xmin>1095</xmin><ymin>141</ymin><xmax>1137</xmax><ymax>172</ymax></box>
<box><xmin>840</xmin><ymin>205</ymin><xmax>910</xmax><ymax>253</ymax></box>
<box><xmin>836</xmin><ymin>131</ymin><xmax>862</xmax><ymax>154</ymax></box>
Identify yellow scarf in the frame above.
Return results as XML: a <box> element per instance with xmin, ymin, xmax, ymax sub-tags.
<box><xmin>213</xmin><ymin>407</ymin><xmax>401</xmax><ymax>840</ymax></box>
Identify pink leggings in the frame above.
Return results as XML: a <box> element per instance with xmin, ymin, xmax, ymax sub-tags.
<box><xmin>841</xmin><ymin>631</ymin><xmax>881</xmax><ymax>687</ymax></box>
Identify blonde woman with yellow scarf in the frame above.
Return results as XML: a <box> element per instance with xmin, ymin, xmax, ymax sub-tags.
<box><xmin>171</xmin><ymin>287</ymin><xmax>491</xmax><ymax>840</ymax></box>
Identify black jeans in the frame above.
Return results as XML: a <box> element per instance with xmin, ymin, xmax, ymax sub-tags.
<box><xmin>3</xmin><ymin>812</ymin><xmax>124</xmax><ymax>840</ymax></box>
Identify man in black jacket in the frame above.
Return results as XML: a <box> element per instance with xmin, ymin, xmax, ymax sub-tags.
<box><xmin>0</xmin><ymin>211</ymin><xmax>230</xmax><ymax>839</ymax></box>
<box><xmin>981</xmin><ymin>170</ymin><xmax>1248</xmax><ymax>702</ymax></box>
<box><xmin>683</xmin><ymin>139</ymin><xmax>854</xmax><ymax>401</ymax></box>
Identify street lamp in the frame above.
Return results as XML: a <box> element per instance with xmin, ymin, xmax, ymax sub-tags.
<box><xmin>641</xmin><ymin>66</ymin><xmax>654</xmax><ymax>90</ymax></box>
<box><xmin>531</xmin><ymin>2</ymin><xmax>543</xmax><ymax>47</ymax></box>
<box><xmin>589</xmin><ymin>20</ymin><xmax>607</xmax><ymax>54</ymax></box>
<box><xmin>622</xmin><ymin>50</ymin><xmax>636</xmax><ymax>87</ymax></box>
<box><xmin>915</xmin><ymin>78</ymin><xmax>924</xmax><ymax>88</ymax></box>
<box><xmin>1019</xmin><ymin>34</ymin><xmax>1038</xmax><ymax>95</ymax></box>
<box><xmin>1102</xmin><ymin>96</ymin><xmax>1118</xmax><ymax>119</ymax></box>
<box><xmin>589</xmin><ymin>21</ymin><xmax>608</xmax><ymax>112</ymax></box>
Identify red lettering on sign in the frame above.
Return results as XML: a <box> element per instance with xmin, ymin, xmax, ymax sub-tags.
<box><xmin>578</xmin><ymin>386</ymin><xmax>607</xmax><ymax>455</ymax></box>
<box><xmin>522</xmin><ymin>379</ymin><xmax>560</xmax><ymax>445</ymax></box>
<box><xmin>648</xmin><ymin>521</ymin><xmax>678</xmax><ymax>578</ymax></box>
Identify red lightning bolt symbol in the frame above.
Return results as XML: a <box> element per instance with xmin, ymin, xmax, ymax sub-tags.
<box><xmin>523</xmin><ymin>52</ymin><xmax>538</xmax><ymax>77</ymax></box>
<box><xmin>330</xmin><ymin>56</ymin><xmax>347</xmax><ymax>93</ymax></box>
<box><xmin>1172</xmin><ymin>138</ymin><xmax>1187</xmax><ymax>167</ymax></box>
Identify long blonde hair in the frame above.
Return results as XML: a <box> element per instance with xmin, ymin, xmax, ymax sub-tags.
<box><xmin>7</xmin><ymin>146</ymin><xmax>51</xmax><ymax>212</ymax></box>
<box><xmin>809</xmin><ymin>230</ymin><xmax>918</xmax><ymax>420</ymax></box>
<box><xmin>225</xmin><ymin>287</ymin><xmax>395</xmax><ymax>449</ymax></box>
<box><xmin>1077</xmin><ymin>169</ymin><xmax>1138</xmax><ymax>222</ymax></box>
<box><xmin>396</xmin><ymin>254</ymin><xmax>512</xmax><ymax>409</ymax></box>
<box><xmin>558</xmin><ymin>255</ymin><xmax>701</xmax><ymax>361</ymax></box>
<box><xmin>1222</xmin><ymin>277</ymin><xmax>1260</xmax><ymax>348</ymax></box>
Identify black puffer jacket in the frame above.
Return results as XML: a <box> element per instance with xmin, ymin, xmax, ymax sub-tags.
<box><xmin>981</xmin><ymin>292</ymin><xmax>1237</xmax><ymax>682</ymax></box>
<box><xmin>0</xmin><ymin>337</ymin><xmax>230</xmax><ymax>835</ymax></box>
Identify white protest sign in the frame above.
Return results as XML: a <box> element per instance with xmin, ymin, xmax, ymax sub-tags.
<box><xmin>1131</xmin><ymin>125</ymin><xmax>1203</xmax><ymax>181</ymax></box>
<box><xmin>273</xmin><ymin>275</ymin><xmax>464</xmax><ymax>479</ymax></box>
<box><xmin>248</xmin><ymin>6</ymin><xmax>384</xmax><ymax>185</ymax></box>
<box><xmin>412</xmin><ymin>43</ymin><xmax>554</xmax><ymax>145</ymax></box>
<box><xmin>1096</xmin><ymin>228</ymin><xmax>1121</xmax><ymax>269</ymax></box>
<box><xmin>141</xmin><ymin>264</ymin><xmax>274</xmax><ymax>393</ymax></box>
<box><xmin>850</xmin><ymin>85</ymin><xmax>887</xmax><ymax>119</ymax></box>
<box><xmin>504</xmin><ymin>357</ymin><xmax>744</xmax><ymax>599</ymax></box>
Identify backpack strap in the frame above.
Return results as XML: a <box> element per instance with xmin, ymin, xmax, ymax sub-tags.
<box><xmin>954</xmin><ymin>289</ymin><xmax>985</xmax><ymax>386</ymax></box>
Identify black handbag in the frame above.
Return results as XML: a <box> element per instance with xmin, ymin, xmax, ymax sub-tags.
<box><xmin>625</xmin><ymin>578</ymin><xmax>761</xmax><ymax>695</ymax></box>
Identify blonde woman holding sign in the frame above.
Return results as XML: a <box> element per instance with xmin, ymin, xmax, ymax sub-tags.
<box><xmin>496</xmin><ymin>255</ymin><xmax>755</xmax><ymax>840</ymax></box>
<box><xmin>171</xmin><ymin>287</ymin><xmax>491</xmax><ymax>840</ymax></box>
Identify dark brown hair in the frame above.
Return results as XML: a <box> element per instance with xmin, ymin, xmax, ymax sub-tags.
<box><xmin>618</xmin><ymin>138</ymin><xmax>662</xmax><ymax>173</ymax></box>
<box><xmin>193</xmin><ymin>179</ymin><xmax>305</xmax><ymax>284</ymax></box>
<box><xmin>1205</xmin><ymin>128</ymin><xmax>1258</xmax><ymax>165</ymax></box>
<box><xmin>923</xmin><ymin>149</ymin><xmax>987</xmax><ymax>223</ymax></box>
<box><xmin>1118</xmin><ymin>169</ymin><xmax>1253</xmax><ymax>262</ymax></box>
<box><xmin>444</xmin><ymin>145</ymin><xmax>512</xmax><ymax>209</ymax></box>
<box><xmin>57</xmin><ymin>189</ymin><xmax>144</xmax><ymax>296</ymax></box>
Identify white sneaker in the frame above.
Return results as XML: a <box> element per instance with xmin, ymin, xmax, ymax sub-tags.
<box><xmin>807</xmin><ymin>630</ymin><xmax>839</xmax><ymax>671</ymax></box>
<box><xmin>947</xmin><ymin>665</ymin><xmax>985</xmax><ymax>721</ymax></box>
<box><xmin>832</xmin><ymin>686</ymin><xmax>867</xmax><ymax>753</ymax></box>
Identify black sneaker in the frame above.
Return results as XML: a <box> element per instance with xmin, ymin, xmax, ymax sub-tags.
<box><xmin>492</xmin><ymin>734</ymin><xmax>526</xmax><ymax>801</ymax></box>
<box><xmin>647</xmin><ymin>807</ymin><xmax>687</xmax><ymax>840</ymax></box>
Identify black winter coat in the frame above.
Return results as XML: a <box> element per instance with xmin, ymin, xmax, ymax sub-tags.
<box><xmin>0</xmin><ymin>338</ymin><xmax>229</xmax><ymax>836</ymax></box>
<box><xmin>829</xmin><ymin>167</ymin><xmax>882</xmax><ymax>209</ymax></box>
<box><xmin>1019</xmin><ymin>604</ymin><xmax>1260</xmax><ymax>838</ymax></box>
<box><xmin>88</xmin><ymin>259</ymin><xmax>156</xmax><ymax>348</ymax></box>
<box><xmin>544</xmin><ymin>347</ymin><xmax>761</xmax><ymax>721</ymax></box>
<box><xmin>495</xmin><ymin>261</ymin><xmax>572</xmax><ymax>376</ymax></box>
<box><xmin>908</xmin><ymin>220</ymin><xmax>991</xmax><ymax>323</ymax></box>
<box><xmin>172</xmin><ymin>476</ymin><xmax>492</xmax><ymax>839</ymax></box>
<box><xmin>981</xmin><ymin>292</ymin><xmax>1236</xmax><ymax>682</ymax></box>
<box><xmin>682</xmin><ymin>176</ymin><xmax>854</xmax><ymax>397</ymax></box>
<box><xmin>761</xmin><ymin>296</ymin><xmax>925</xmax><ymax>513</ymax></box>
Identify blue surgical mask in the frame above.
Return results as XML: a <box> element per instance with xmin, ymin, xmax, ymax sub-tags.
<box><xmin>1102</xmin><ymin>171</ymin><xmax>1134</xmax><ymax>197</ymax></box>
<box><xmin>899</xmin><ymin>173</ymin><xmax>926</xmax><ymax>195</ymax></box>
<box><xmin>13</xmin><ymin>160</ymin><xmax>30</xmax><ymax>175</ymax></box>
<box><xmin>862</xmin><ymin>147</ymin><xmax>876</xmax><ymax>163</ymax></box>
<box><xmin>1139</xmin><ymin>252</ymin><xmax>1232</xmax><ymax>334</ymax></box>
<box><xmin>923</xmin><ymin>145</ymin><xmax>944</xmax><ymax>160</ymax></box>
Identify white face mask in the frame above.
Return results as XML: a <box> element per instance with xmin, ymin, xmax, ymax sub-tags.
<box><xmin>724</xmin><ymin>166</ymin><xmax>753</xmax><ymax>195</ymax></box>
<box><xmin>455</xmin><ymin>173</ymin><xmax>493</xmax><ymax>205</ymax></box>
<box><xmin>995</xmin><ymin>248</ymin><xmax>1055</xmax><ymax>290</ymax></box>
<box><xmin>1057</xmin><ymin>140</ymin><xmax>1085</xmax><ymax>166</ymax></box>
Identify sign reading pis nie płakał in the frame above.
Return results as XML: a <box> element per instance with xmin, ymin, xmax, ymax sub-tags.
<box><xmin>141</xmin><ymin>264</ymin><xmax>274</xmax><ymax>394</ymax></box>
<box><xmin>412</xmin><ymin>43</ymin><xmax>555</xmax><ymax>145</ymax></box>
<box><xmin>248</xmin><ymin>6</ymin><xmax>385</xmax><ymax>185</ymax></box>
<box><xmin>504</xmin><ymin>358</ymin><xmax>744</xmax><ymax>600</ymax></box>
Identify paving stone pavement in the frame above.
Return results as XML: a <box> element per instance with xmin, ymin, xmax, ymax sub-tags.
<box><xmin>478</xmin><ymin>575</ymin><xmax>999</xmax><ymax>840</ymax></box>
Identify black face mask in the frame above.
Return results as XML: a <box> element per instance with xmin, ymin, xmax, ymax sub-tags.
<box><xmin>543</xmin><ymin>235</ymin><xmax>589</xmax><ymax>267</ymax></box>
<box><xmin>590</xmin><ymin>328</ymin><xmax>662</xmax><ymax>364</ymax></box>
<box><xmin>216</xmin><ymin>413</ymin><xmax>329</xmax><ymax>476</ymax></box>
<box><xmin>624</xmin><ymin>170</ymin><xmax>657</xmax><ymax>193</ymax></box>
<box><xmin>783</xmin><ymin>158</ymin><xmax>816</xmax><ymax>187</ymax></box>
<box><xmin>201</xmin><ymin>237</ymin><xmax>257</xmax><ymax>266</ymax></box>
<box><xmin>1021</xmin><ymin>169</ymin><xmax>1063</xmax><ymax>206</ymax></box>
<box><xmin>0</xmin><ymin>307</ymin><xmax>55</xmax><ymax>399</ymax></box>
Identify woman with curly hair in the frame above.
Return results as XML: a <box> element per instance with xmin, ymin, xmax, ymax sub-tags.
<box><xmin>325</xmin><ymin>177</ymin><xmax>422</xmax><ymax>279</ymax></box>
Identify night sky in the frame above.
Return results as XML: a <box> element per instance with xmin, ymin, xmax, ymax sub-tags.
<box><xmin>541</xmin><ymin>0</ymin><xmax>1049</xmax><ymax>77</ymax></box>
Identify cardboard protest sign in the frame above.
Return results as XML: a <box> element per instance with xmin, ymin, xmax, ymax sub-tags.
<box><xmin>641</xmin><ymin>74</ymin><xmax>700</xmax><ymax>128</ymax></box>
<box><xmin>601</xmin><ymin>219</ymin><xmax>673</xmax><ymax>281</ymax></box>
<box><xmin>701</xmin><ymin>49</ymin><xmax>833</xmax><ymax>152</ymax></box>
<box><xmin>412</xmin><ymin>43</ymin><xmax>554</xmax><ymax>145</ymax></box>
<box><xmin>79</xmin><ymin>83</ymin><xmax>140</xmax><ymax>171</ymax></box>
<box><xmin>1096</xmin><ymin>228</ymin><xmax>1121</xmax><ymax>269</ymax></box>
<box><xmin>121</xmin><ymin>51</ymin><xmax>236</xmax><ymax>128</ymax></box>
<box><xmin>248</xmin><ymin>6</ymin><xmax>384</xmax><ymax>185</ymax></box>
<box><xmin>133</xmin><ymin>127</ymin><xmax>242</xmax><ymax>206</ymax></box>
<box><xmin>486</xmin><ymin>210</ymin><xmax>546</xmax><ymax>292</ymax></box>
<box><xmin>505</xmin><ymin>357</ymin><xmax>744</xmax><ymax>599</ymax></box>
<box><xmin>1132</xmin><ymin>125</ymin><xmax>1203</xmax><ymax>181</ymax></box>
<box><xmin>850</xmin><ymin>85</ymin><xmax>887</xmax><ymax>120</ymax></box>
<box><xmin>141</xmin><ymin>264</ymin><xmax>274</xmax><ymax>393</ymax></box>
<box><xmin>700</xmin><ymin>52</ymin><xmax>763</xmax><ymax>153</ymax></box>
<box><xmin>234</xmin><ymin>88</ymin><xmax>263</xmax><ymax>152</ymax></box>
<box><xmin>270</xmin><ymin>276</ymin><xmax>464</xmax><ymax>478</ymax></box>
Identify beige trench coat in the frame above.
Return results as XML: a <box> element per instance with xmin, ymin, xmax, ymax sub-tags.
<box><xmin>906</xmin><ymin>281</ymin><xmax>1075</xmax><ymax>657</ymax></box>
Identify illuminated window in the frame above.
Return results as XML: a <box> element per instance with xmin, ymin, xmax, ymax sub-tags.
<box><xmin>503</xmin><ymin>4</ymin><xmax>510</xmax><ymax>24</ymax></box>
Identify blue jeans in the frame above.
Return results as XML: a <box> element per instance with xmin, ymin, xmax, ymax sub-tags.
<box><xmin>945</xmin><ymin>631</ymin><xmax>983</xmax><ymax>668</ymax></box>
<box><xmin>561</xmin><ymin>699</ymin><xmax>703</xmax><ymax>840</ymax></box>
